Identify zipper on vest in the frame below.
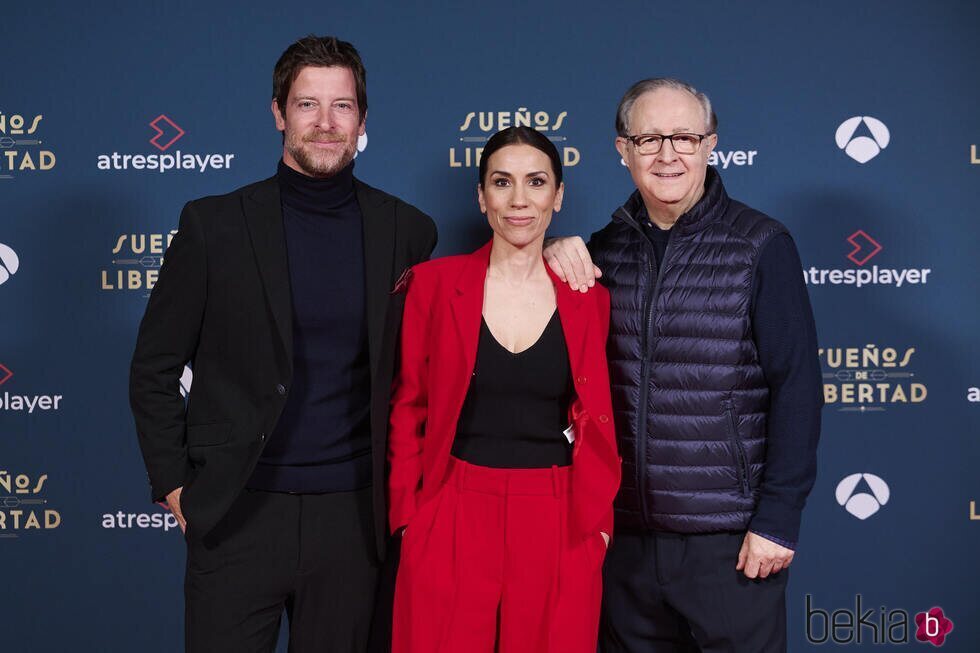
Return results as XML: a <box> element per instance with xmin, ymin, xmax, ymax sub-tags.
<box><xmin>636</xmin><ymin>230</ymin><xmax>673</xmax><ymax>529</ymax></box>
<box><xmin>723</xmin><ymin>398</ymin><xmax>751</xmax><ymax>497</ymax></box>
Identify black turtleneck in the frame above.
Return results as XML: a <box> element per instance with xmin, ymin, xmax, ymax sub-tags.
<box><xmin>248</xmin><ymin>160</ymin><xmax>372</xmax><ymax>493</ymax></box>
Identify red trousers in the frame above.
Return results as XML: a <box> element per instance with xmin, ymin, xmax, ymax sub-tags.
<box><xmin>393</xmin><ymin>457</ymin><xmax>606</xmax><ymax>653</ymax></box>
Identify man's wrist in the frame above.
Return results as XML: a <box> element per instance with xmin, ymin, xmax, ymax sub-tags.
<box><xmin>750</xmin><ymin>530</ymin><xmax>796</xmax><ymax>551</ymax></box>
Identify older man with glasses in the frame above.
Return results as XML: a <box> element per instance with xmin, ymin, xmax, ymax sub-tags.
<box><xmin>544</xmin><ymin>78</ymin><xmax>822</xmax><ymax>652</ymax></box>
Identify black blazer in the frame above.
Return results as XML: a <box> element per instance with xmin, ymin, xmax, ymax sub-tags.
<box><xmin>130</xmin><ymin>174</ymin><xmax>437</xmax><ymax>557</ymax></box>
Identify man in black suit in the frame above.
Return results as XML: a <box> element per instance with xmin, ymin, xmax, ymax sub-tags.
<box><xmin>130</xmin><ymin>35</ymin><xmax>436</xmax><ymax>653</ymax></box>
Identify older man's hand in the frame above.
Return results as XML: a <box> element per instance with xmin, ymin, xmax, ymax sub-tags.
<box><xmin>736</xmin><ymin>531</ymin><xmax>793</xmax><ymax>579</ymax></box>
<box><xmin>543</xmin><ymin>237</ymin><xmax>601</xmax><ymax>292</ymax></box>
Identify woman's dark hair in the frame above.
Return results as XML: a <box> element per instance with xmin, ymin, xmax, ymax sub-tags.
<box><xmin>478</xmin><ymin>126</ymin><xmax>563</xmax><ymax>187</ymax></box>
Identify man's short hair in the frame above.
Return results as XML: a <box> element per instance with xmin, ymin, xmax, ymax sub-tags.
<box><xmin>273</xmin><ymin>35</ymin><xmax>368</xmax><ymax>122</ymax></box>
<box><xmin>615</xmin><ymin>78</ymin><xmax>717</xmax><ymax>137</ymax></box>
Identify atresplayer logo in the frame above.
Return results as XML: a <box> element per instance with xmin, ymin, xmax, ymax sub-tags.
<box><xmin>451</xmin><ymin>108</ymin><xmax>579</xmax><ymax>169</ymax></box>
<box><xmin>804</xmin><ymin>231</ymin><xmax>931</xmax><ymax>289</ymax></box>
<box><xmin>148</xmin><ymin>114</ymin><xmax>185</xmax><ymax>151</ymax></box>
<box><xmin>0</xmin><ymin>363</ymin><xmax>64</xmax><ymax>414</ymax></box>
<box><xmin>0</xmin><ymin>470</ymin><xmax>61</xmax><ymax>538</ymax></box>
<box><xmin>101</xmin><ymin>502</ymin><xmax>180</xmax><ymax>533</ymax></box>
<box><xmin>96</xmin><ymin>114</ymin><xmax>235</xmax><ymax>173</ymax></box>
<box><xmin>806</xmin><ymin>595</ymin><xmax>953</xmax><ymax>646</ymax></box>
<box><xmin>836</xmin><ymin>116</ymin><xmax>890</xmax><ymax>163</ymax></box>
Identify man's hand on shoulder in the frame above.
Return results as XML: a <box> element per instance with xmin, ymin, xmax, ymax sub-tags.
<box><xmin>543</xmin><ymin>237</ymin><xmax>601</xmax><ymax>293</ymax></box>
<box><xmin>736</xmin><ymin>531</ymin><xmax>794</xmax><ymax>579</ymax></box>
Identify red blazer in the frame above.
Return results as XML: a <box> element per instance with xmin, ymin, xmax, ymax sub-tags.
<box><xmin>388</xmin><ymin>242</ymin><xmax>620</xmax><ymax>542</ymax></box>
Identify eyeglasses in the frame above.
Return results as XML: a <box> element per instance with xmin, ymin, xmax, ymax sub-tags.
<box><xmin>623</xmin><ymin>132</ymin><xmax>712</xmax><ymax>155</ymax></box>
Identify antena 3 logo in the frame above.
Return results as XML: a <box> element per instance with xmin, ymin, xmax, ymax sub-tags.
<box><xmin>0</xmin><ymin>111</ymin><xmax>56</xmax><ymax>180</ymax></box>
<box><xmin>451</xmin><ymin>109</ymin><xmax>580</xmax><ymax>169</ymax></box>
<box><xmin>836</xmin><ymin>473</ymin><xmax>889</xmax><ymax>520</ymax></box>
<box><xmin>0</xmin><ymin>242</ymin><xmax>19</xmax><ymax>285</ymax></box>
<box><xmin>820</xmin><ymin>344</ymin><xmax>926</xmax><ymax>411</ymax></box>
<box><xmin>96</xmin><ymin>114</ymin><xmax>235</xmax><ymax>173</ymax></box>
<box><xmin>836</xmin><ymin>116</ymin><xmax>890</xmax><ymax>163</ymax></box>
<box><xmin>0</xmin><ymin>470</ymin><xmax>61</xmax><ymax>537</ymax></box>
<box><xmin>101</xmin><ymin>230</ymin><xmax>176</xmax><ymax>293</ymax></box>
<box><xmin>804</xmin><ymin>231</ymin><xmax>931</xmax><ymax>289</ymax></box>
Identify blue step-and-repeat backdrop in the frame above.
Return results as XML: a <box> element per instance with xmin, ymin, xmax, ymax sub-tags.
<box><xmin>2</xmin><ymin>1</ymin><xmax>978</xmax><ymax>651</ymax></box>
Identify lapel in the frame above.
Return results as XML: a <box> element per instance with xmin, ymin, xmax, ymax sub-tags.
<box><xmin>449</xmin><ymin>242</ymin><xmax>492</xmax><ymax>388</ymax></box>
<box><xmin>550</xmin><ymin>266</ymin><xmax>589</xmax><ymax>378</ymax></box>
<box><xmin>356</xmin><ymin>179</ymin><xmax>396</xmax><ymax>378</ymax></box>
<box><xmin>243</xmin><ymin>176</ymin><xmax>293</xmax><ymax>367</ymax></box>
<box><xmin>447</xmin><ymin>242</ymin><xmax>590</xmax><ymax>405</ymax></box>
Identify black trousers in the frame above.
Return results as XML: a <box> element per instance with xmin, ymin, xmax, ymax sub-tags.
<box><xmin>184</xmin><ymin>486</ymin><xmax>384</xmax><ymax>653</ymax></box>
<box><xmin>599</xmin><ymin>531</ymin><xmax>788</xmax><ymax>653</ymax></box>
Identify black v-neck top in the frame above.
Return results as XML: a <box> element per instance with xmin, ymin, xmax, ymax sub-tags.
<box><xmin>451</xmin><ymin>310</ymin><xmax>574</xmax><ymax>468</ymax></box>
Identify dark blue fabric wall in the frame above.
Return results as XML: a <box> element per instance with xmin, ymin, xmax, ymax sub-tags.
<box><xmin>2</xmin><ymin>1</ymin><xmax>978</xmax><ymax>650</ymax></box>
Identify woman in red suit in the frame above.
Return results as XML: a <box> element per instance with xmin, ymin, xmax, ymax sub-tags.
<box><xmin>388</xmin><ymin>126</ymin><xmax>620</xmax><ymax>653</ymax></box>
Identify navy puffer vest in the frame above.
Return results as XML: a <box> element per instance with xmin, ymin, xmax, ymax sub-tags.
<box><xmin>590</xmin><ymin>168</ymin><xmax>786</xmax><ymax>532</ymax></box>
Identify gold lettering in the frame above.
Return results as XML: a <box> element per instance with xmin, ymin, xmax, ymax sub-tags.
<box><xmin>862</xmin><ymin>344</ymin><xmax>879</xmax><ymax>368</ymax></box>
<box><xmin>858</xmin><ymin>384</ymin><xmax>873</xmax><ymax>402</ymax></box>
<box><xmin>891</xmin><ymin>385</ymin><xmax>908</xmax><ymax>403</ymax></box>
<box><xmin>18</xmin><ymin>151</ymin><xmax>36</xmax><ymax>170</ymax></box>
<box><xmin>823</xmin><ymin>384</ymin><xmax>837</xmax><ymax>403</ymax></box>
<box><xmin>563</xmin><ymin>147</ymin><xmax>580</xmax><ymax>167</ymax></box>
<box><xmin>111</xmin><ymin>235</ymin><xmax>127</xmax><ymax>254</ymax></box>
<box><xmin>911</xmin><ymin>383</ymin><xmax>927</xmax><ymax>402</ymax></box>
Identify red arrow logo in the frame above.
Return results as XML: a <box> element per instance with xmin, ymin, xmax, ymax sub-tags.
<box><xmin>846</xmin><ymin>230</ymin><xmax>882</xmax><ymax>266</ymax></box>
<box><xmin>149</xmin><ymin>115</ymin><xmax>185</xmax><ymax>151</ymax></box>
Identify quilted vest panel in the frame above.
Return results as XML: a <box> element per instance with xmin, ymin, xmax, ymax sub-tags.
<box><xmin>591</xmin><ymin>169</ymin><xmax>786</xmax><ymax>532</ymax></box>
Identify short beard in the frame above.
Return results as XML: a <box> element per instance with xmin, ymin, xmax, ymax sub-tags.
<box><xmin>285</xmin><ymin>129</ymin><xmax>357</xmax><ymax>178</ymax></box>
